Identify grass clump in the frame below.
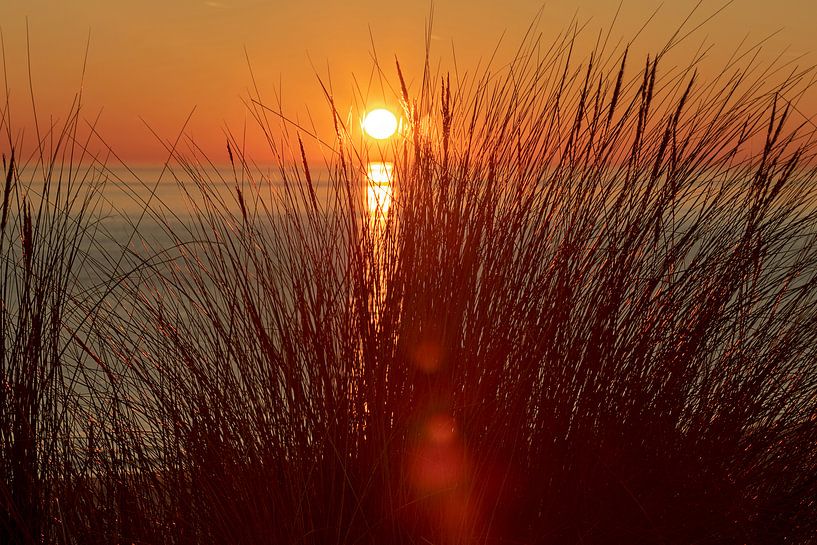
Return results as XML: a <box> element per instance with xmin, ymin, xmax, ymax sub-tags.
<box><xmin>3</xmin><ymin>21</ymin><xmax>817</xmax><ymax>545</ymax></box>
<box><xmin>0</xmin><ymin>94</ymin><xmax>122</xmax><ymax>542</ymax></box>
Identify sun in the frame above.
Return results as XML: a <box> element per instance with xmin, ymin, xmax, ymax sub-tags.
<box><xmin>362</xmin><ymin>108</ymin><xmax>398</xmax><ymax>140</ymax></box>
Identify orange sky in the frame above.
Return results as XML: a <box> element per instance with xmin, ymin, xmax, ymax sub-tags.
<box><xmin>1</xmin><ymin>1</ymin><xmax>815</xmax><ymax>164</ymax></box>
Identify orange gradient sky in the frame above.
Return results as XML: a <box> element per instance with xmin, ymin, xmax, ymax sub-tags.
<box><xmin>1</xmin><ymin>1</ymin><xmax>815</xmax><ymax>164</ymax></box>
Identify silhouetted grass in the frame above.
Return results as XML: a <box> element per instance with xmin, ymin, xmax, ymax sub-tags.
<box><xmin>3</xmin><ymin>22</ymin><xmax>817</xmax><ymax>545</ymax></box>
<box><xmin>0</xmin><ymin>90</ymin><xmax>126</xmax><ymax>542</ymax></box>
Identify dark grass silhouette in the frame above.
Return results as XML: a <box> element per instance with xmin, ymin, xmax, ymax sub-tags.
<box><xmin>0</xmin><ymin>90</ymin><xmax>125</xmax><ymax>543</ymax></box>
<box><xmin>3</xmin><ymin>21</ymin><xmax>817</xmax><ymax>545</ymax></box>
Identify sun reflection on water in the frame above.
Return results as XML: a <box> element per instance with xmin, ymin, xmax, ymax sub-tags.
<box><xmin>366</xmin><ymin>161</ymin><xmax>393</xmax><ymax>217</ymax></box>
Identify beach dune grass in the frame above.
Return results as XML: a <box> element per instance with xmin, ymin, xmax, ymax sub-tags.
<box><xmin>0</xmin><ymin>96</ymin><xmax>120</xmax><ymax>543</ymax></box>
<box><xmin>3</xmin><ymin>23</ymin><xmax>817</xmax><ymax>545</ymax></box>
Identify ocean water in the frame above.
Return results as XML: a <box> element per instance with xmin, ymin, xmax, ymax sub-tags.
<box><xmin>6</xmin><ymin>162</ymin><xmax>812</xmax><ymax>295</ymax></box>
<box><xmin>50</xmin><ymin>162</ymin><xmax>349</xmax><ymax>262</ymax></box>
<box><xmin>0</xmin><ymin>164</ymin><xmax>335</xmax><ymax>318</ymax></box>
<box><xmin>9</xmin><ymin>162</ymin><xmax>816</xmax><ymax>309</ymax></box>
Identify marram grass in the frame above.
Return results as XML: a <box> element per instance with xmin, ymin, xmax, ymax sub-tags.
<box><xmin>2</xmin><ymin>26</ymin><xmax>817</xmax><ymax>545</ymax></box>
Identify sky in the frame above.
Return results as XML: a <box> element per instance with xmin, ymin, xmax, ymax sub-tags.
<box><xmin>1</xmin><ymin>0</ymin><xmax>816</xmax><ymax>164</ymax></box>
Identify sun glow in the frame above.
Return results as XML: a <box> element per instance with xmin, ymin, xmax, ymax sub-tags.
<box><xmin>362</xmin><ymin>108</ymin><xmax>398</xmax><ymax>139</ymax></box>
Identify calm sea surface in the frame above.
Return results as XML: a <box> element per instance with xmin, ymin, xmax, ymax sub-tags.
<box><xmin>72</xmin><ymin>163</ymin><xmax>346</xmax><ymax>257</ymax></box>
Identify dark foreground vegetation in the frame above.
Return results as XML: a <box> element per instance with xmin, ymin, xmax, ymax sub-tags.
<box><xmin>2</xmin><ymin>24</ymin><xmax>817</xmax><ymax>545</ymax></box>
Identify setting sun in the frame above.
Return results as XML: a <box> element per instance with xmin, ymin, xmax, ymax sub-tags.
<box><xmin>362</xmin><ymin>108</ymin><xmax>398</xmax><ymax>139</ymax></box>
